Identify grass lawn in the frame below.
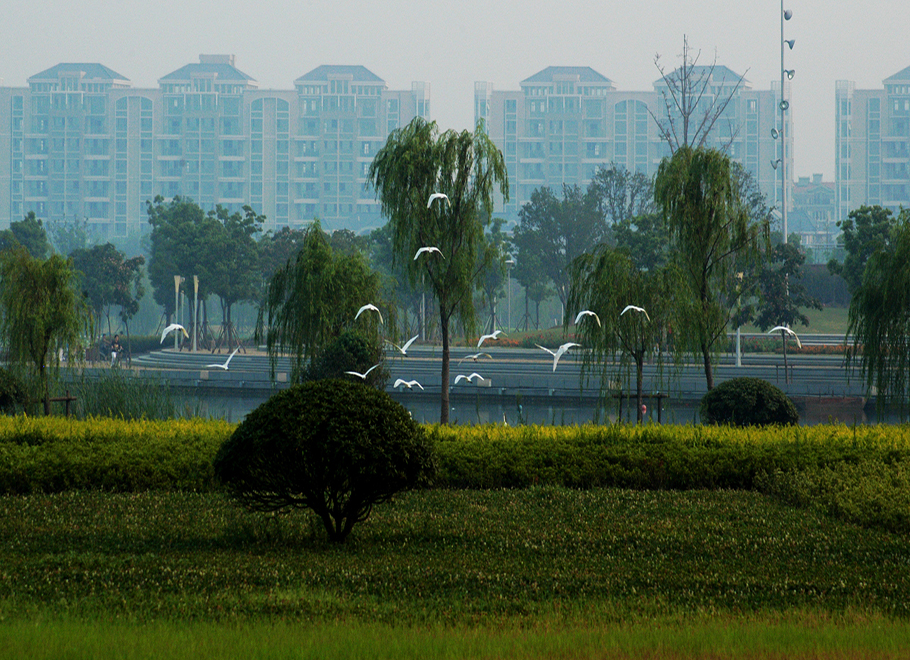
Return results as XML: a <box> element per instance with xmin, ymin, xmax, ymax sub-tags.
<box><xmin>1</xmin><ymin>487</ymin><xmax>908</xmax><ymax>658</ymax></box>
<box><xmin>739</xmin><ymin>305</ymin><xmax>851</xmax><ymax>336</ymax></box>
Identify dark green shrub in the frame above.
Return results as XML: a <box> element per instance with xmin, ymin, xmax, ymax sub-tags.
<box><xmin>700</xmin><ymin>377</ymin><xmax>799</xmax><ymax>426</ymax></box>
<box><xmin>213</xmin><ymin>379</ymin><xmax>434</xmax><ymax>543</ymax></box>
<box><xmin>0</xmin><ymin>367</ymin><xmax>28</xmax><ymax>414</ymax></box>
<box><xmin>304</xmin><ymin>330</ymin><xmax>388</xmax><ymax>388</ymax></box>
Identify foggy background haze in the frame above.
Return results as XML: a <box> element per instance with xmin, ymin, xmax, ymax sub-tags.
<box><xmin>2</xmin><ymin>0</ymin><xmax>907</xmax><ymax>181</ymax></box>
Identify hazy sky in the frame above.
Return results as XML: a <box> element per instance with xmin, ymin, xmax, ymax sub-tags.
<box><xmin>3</xmin><ymin>0</ymin><xmax>908</xmax><ymax>180</ymax></box>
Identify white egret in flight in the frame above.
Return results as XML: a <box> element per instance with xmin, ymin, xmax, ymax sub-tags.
<box><xmin>574</xmin><ymin>310</ymin><xmax>601</xmax><ymax>327</ymax></box>
<box><xmin>454</xmin><ymin>372</ymin><xmax>484</xmax><ymax>384</ymax></box>
<box><xmin>767</xmin><ymin>325</ymin><xmax>802</xmax><ymax>349</ymax></box>
<box><xmin>620</xmin><ymin>305</ymin><xmax>650</xmax><ymax>322</ymax></box>
<box><xmin>160</xmin><ymin>323</ymin><xmax>189</xmax><ymax>344</ymax></box>
<box><xmin>477</xmin><ymin>330</ymin><xmax>505</xmax><ymax>348</ymax></box>
<box><xmin>535</xmin><ymin>342</ymin><xmax>581</xmax><ymax>372</ymax></box>
<box><xmin>206</xmin><ymin>347</ymin><xmax>239</xmax><ymax>370</ymax></box>
<box><xmin>394</xmin><ymin>379</ymin><xmax>424</xmax><ymax>390</ymax></box>
<box><xmin>414</xmin><ymin>246</ymin><xmax>444</xmax><ymax>260</ymax></box>
<box><xmin>344</xmin><ymin>364</ymin><xmax>380</xmax><ymax>380</ymax></box>
<box><xmin>355</xmin><ymin>303</ymin><xmax>383</xmax><ymax>324</ymax></box>
<box><xmin>427</xmin><ymin>192</ymin><xmax>451</xmax><ymax>209</ymax></box>
<box><xmin>458</xmin><ymin>352</ymin><xmax>492</xmax><ymax>364</ymax></box>
<box><xmin>387</xmin><ymin>335</ymin><xmax>419</xmax><ymax>356</ymax></box>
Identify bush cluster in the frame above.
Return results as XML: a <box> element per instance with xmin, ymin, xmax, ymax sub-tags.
<box><xmin>700</xmin><ymin>377</ymin><xmax>799</xmax><ymax>426</ymax></box>
<box><xmin>214</xmin><ymin>379</ymin><xmax>434</xmax><ymax>542</ymax></box>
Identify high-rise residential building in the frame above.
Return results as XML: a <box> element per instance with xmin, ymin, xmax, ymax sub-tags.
<box><xmin>835</xmin><ymin>67</ymin><xmax>910</xmax><ymax>223</ymax></box>
<box><xmin>0</xmin><ymin>57</ymin><xmax>429</xmax><ymax>238</ymax></box>
<box><xmin>474</xmin><ymin>66</ymin><xmax>792</xmax><ymax>225</ymax></box>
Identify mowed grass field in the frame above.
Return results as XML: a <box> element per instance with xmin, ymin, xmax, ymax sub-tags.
<box><xmin>2</xmin><ymin>487</ymin><xmax>909</xmax><ymax>658</ymax></box>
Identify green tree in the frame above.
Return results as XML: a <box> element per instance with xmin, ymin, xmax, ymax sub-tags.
<box><xmin>567</xmin><ymin>247</ymin><xmax>669</xmax><ymax>423</ymax></box>
<box><xmin>369</xmin><ymin>117</ymin><xmax>508</xmax><ymax>424</ymax></box>
<box><xmin>511</xmin><ymin>251</ymin><xmax>554</xmax><ymax>331</ymax></box>
<box><xmin>512</xmin><ymin>184</ymin><xmax>604</xmax><ymax>308</ymax></box>
<box><xmin>214</xmin><ymin>379</ymin><xmax>435</xmax><ymax>543</ymax></box>
<box><xmin>146</xmin><ymin>196</ymin><xmax>211</xmax><ymax>322</ymax></box>
<box><xmin>477</xmin><ymin>217</ymin><xmax>510</xmax><ymax>334</ymax></box>
<box><xmin>846</xmin><ymin>209</ymin><xmax>910</xmax><ymax>418</ymax></box>
<box><xmin>0</xmin><ymin>212</ymin><xmax>51</xmax><ymax>259</ymax></box>
<box><xmin>751</xmin><ymin>238</ymin><xmax>822</xmax><ymax>377</ymax></box>
<box><xmin>827</xmin><ymin>205</ymin><xmax>896</xmax><ymax>294</ymax></box>
<box><xmin>256</xmin><ymin>221</ymin><xmax>386</xmax><ymax>384</ymax></box>
<box><xmin>206</xmin><ymin>205</ymin><xmax>263</xmax><ymax>350</ymax></box>
<box><xmin>0</xmin><ymin>249</ymin><xmax>91</xmax><ymax>414</ymax></box>
<box><xmin>588</xmin><ymin>164</ymin><xmax>655</xmax><ymax>227</ymax></box>
<box><xmin>46</xmin><ymin>217</ymin><xmax>96</xmax><ymax>256</ymax></box>
<box><xmin>70</xmin><ymin>243</ymin><xmax>145</xmax><ymax>338</ymax></box>
<box><xmin>654</xmin><ymin>146</ymin><xmax>769</xmax><ymax>390</ymax></box>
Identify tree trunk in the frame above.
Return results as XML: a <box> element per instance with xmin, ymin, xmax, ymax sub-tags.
<box><xmin>701</xmin><ymin>342</ymin><xmax>714</xmax><ymax>391</ymax></box>
<box><xmin>636</xmin><ymin>354</ymin><xmax>645</xmax><ymax>423</ymax></box>
<box><xmin>440</xmin><ymin>310</ymin><xmax>450</xmax><ymax>425</ymax></box>
<box><xmin>782</xmin><ymin>331</ymin><xmax>789</xmax><ymax>384</ymax></box>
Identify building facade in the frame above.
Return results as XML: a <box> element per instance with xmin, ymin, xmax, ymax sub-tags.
<box><xmin>0</xmin><ymin>57</ymin><xmax>430</xmax><ymax>238</ymax></box>
<box><xmin>474</xmin><ymin>65</ymin><xmax>793</xmax><ymax>225</ymax></box>
<box><xmin>835</xmin><ymin>67</ymin><xmax>910</xmax><ymax>223</ymax></box>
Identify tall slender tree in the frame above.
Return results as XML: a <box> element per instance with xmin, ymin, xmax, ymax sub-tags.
<box><xmin>654</xmin><ymin>146</ymin><xmax>769</xmax><ymax>390</ymax></box>
<box><xmin>369</xmin><ymin>117</ymin><xmax>508</xmax><ymax>424</ymax></box>
<box><xmin>846</xmin><ymin>209</ymin><xmax>910</xmax><ymax>418</ymax></box>
<box><xmin>0</xmin><ymin>249</ymin><xmax>91</xmax><ymax>414</ymax></box>
<box><xmin>256</xmin><ymin>221</ymin><xmax>385</xmax><ymax>385</ymax></box>
<box><xmin>567</xmin><ymin>247</ymin><xmax>669</xmax><ymax>423</ymax></box>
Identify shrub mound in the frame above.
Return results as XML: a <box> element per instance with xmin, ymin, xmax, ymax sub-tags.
<box><xmin>700</xmin><ymin>377</ymin><xmax>799</xmax><ymax>426</ymax></box>
<box><xmin>214</xmin><ymin>379</ymin><xmax>434</xmax><ymax>542</ymax></box>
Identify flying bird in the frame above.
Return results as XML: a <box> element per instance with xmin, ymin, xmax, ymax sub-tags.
<box><xmin>355</xmin><ymin>303</ymin><xmax>383</xmax><ymax>324</ymax></box>
<box><xmin>344</xmin><ymin>364</ymin><xmax>380</xmax><ymax>380</ymax></box>
<box><xmin>454</xmin><ymin>372</ymin><xmax>484</xmax><ymax>384</ymax></box>
<box><xmin>387</xmin><ymin>335</ymin><xmax>419</xmax><ymax>355</ymax></box>
<box><xmin>458</xmin><ymin>352</ymin><xmax>492</xmax><ymax>365</ymax></box>
<box><xmin>767</xmin><ymin>325</ymin><xmax>802</xmax><ymax>349</ymax></box>
<box><xmin>427</xmin><ymin>192</ymin><xmax>451</xmax><ymax>209</ymax></box>
<box><xmin>535</xmin><ymin>342</ymin><xmax>581</xmax><ymax>372</ymax></box>
<box><xmin>160</xmin><ymin>323</ymin><xmax>189</xmax><ymax>344</ymax></box>
<box><xmin>394</xmin><ymin>378</ymin><xmax>424</xmax><ymax>390</ymax></box>
<box><xmin>414</xmin><ymin>246</ymin><xmax>444</xmax><ymax>260</ymax></box>
<box><xmin>477</xmin><ymin>330</ymin><xmax>505</xmax><ymax>348</ymax></box>
<box><xmin>206</xmin><ymin>347</ymin><xmax>239</xmax><ymax>370</ymax></box>
<box><xmin>574</xmin><ymin>310</ymin><xmax>601</xmax><ymax>327</ymax></box>
<box><xmin>620</xmin><ymin>305</ymin><xmax>651</xmax><ymax>322</ymax></box>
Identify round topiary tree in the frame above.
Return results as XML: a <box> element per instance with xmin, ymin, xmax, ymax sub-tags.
<box><xmin>699</xmin><ymin>377</ymin><xmax>799</xmax><ymax>426</ymax></box>
<box><xmin>214</xmin><ymin>379</ymin><xmax>434</xmax><ymax>543</ymax></box>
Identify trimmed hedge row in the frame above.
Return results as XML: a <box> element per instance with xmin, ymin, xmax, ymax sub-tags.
<box><xmin>427</xmin><ymin>423</ymin><xmax>910</xmax><ymax>490</ymax></box>
<box><xmin>0</xmin><ymin>416</ymin><xmax>232</xmax><ymax>494</ymax></box>
<box><xmin>2</xmin><ymin>416</ymin><xmax>909</xmax><ymax>495</ymax></box>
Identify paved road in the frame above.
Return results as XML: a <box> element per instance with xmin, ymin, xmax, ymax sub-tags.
<box><xmin>127</xmin><ymin>341</ymin><xmax>864</xmax><ymax>403</ymax></box>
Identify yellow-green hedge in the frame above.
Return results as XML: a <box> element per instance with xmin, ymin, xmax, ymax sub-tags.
<box><xmin>0</xmin><ymin>415</ymin><xmax>233</xmax><ymax>494</ymax></box>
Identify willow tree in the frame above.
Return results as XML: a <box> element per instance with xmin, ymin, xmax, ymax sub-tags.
<box><xmin>567</xmin><ymin>247</ymin><xmax>669</xmax><ymax>423</ymax></box>
<box><xmin>654</xmin><ymin>146</ymin><xmax>769</xmax><ymax>390</ymax></box>
<box><xmin>256</xmin><ymin>221</ymin><xmax>386</xmax><ymax>386</ymax></box>
<box><xmin>847</xmin><ymin>209</ymin><xmax>910</xmax><ymax>419</ymax></box>
<box><xmin>0</xmin><ymin>248</ymin><xmax>91</xmax><ymax>414</ymax></box>
<box><xmin>369</xmin><ymin>117</ymin><xmax>508</xmax><ymax>424</ymax></box>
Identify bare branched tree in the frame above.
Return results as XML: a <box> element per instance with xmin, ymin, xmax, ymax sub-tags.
<box><xmin>651</xmin><ymin>36</ymin><xmax>748</xmax><ymax>153</ymax></box>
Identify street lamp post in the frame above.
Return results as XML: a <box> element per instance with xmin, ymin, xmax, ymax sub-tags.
<box><xmin>505</xmin><ymin>256</ymin><xmax>515</xmax><ymax>331</ymax></box>
<box><xmin>780</xmin><ymin>2</ymin><xmax>794</xmax><ymax>241</ymax></box>
<box><xmin>173</xmin><ymin>275</ymin><xmax>184</xmax><ymax>351</ymax></box>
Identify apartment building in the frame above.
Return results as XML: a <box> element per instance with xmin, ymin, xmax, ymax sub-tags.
<box><xmin>835</xmin><ymin>67</ymin><xmax>910</xmax><ymax>223</ymax></box>
<box><xmin>0</xmin><ymin>56</ymin><xmax>429</xmax><ymax>238</ymax></box>
<box><xmin>475</xmin><ymin>65</ymin><xmax>792</xmax><ymax>224</ymax></box>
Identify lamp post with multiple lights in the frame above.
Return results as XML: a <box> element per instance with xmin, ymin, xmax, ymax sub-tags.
<box><xmin>775</xmin><ymin>2</ymin><xmax>794</xmax><ymax>240</ymax></box>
